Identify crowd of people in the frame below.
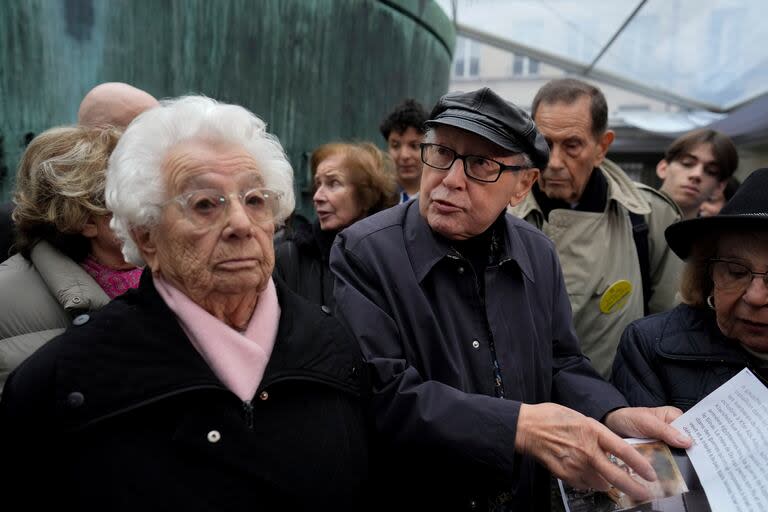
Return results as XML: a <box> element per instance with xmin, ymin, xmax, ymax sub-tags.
<box><xmin>0</xmin><ymin>77</ymin><xmax>763</xmax><ymax>512</ymax></box>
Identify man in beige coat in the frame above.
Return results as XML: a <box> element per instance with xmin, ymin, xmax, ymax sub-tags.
<box><xmin>508</xmin><ymin>78</ymin><xmax>681</xmax><ymax>378</ymax></box>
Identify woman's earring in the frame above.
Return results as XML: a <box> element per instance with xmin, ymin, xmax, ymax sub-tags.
<box><xmin>707</xmin><ymin>295</ymin><xmax>715</xmax><ymax>310</ymax></box>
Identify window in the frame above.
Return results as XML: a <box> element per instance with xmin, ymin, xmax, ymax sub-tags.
<box><xmin>452</xmin><ymin>36</ymin><xmax>481</xmax><ymax>78</ymax></box>
<box><xmin>511</xmin><ymin>54</ymin><xmax>540</xmax><ymax>77</ymax></box>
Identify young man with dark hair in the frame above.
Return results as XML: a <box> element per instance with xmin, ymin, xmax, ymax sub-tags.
<box><xmin>379</xmin><ymin>99</ymin><xmax>428</xmax><ymax>203</ymax></box>
<box><xmin>657</xmin><ymin>128</ymin><xmax>739</xmax><ymax>220</ymax></box>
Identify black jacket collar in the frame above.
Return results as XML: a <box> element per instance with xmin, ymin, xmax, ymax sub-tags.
<box><xmin>405</xmin><ymin>199</ymin><xmax>536</xmax><ymax>284</ymax></box>
<box><xmin>656</xmin><ymin>304</ymin><xmax>752</xmax><ymax>364</ymax></box>
<box><xmin>533</xmin><ymin>167</ymin><xmax>608</xmax><ymax>219</ymax></box>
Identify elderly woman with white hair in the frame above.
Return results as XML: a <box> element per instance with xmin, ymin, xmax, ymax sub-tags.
<box><xmin>0</xmin><ymin>96</ymin><xmax>370</xmax><ymax>510</ymax></box>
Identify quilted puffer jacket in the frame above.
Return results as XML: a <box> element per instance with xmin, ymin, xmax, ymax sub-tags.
<box><xmin>0</xmin><ymin>241</ymin><xmax>109</xmax><ymax>393</ymax></box>
<box><xmin>611</xmin><ymin>303</ymin><xmax>768</xmax><ymax>411</ymax></box>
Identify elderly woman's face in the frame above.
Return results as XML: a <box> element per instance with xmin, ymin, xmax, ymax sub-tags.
<box><xmin>141</xmin><ymin>139</ymin><xmax>275</xmax><ymax>300</ymax></box>
<box><xmin>713</xmin><ymin>233</ymin><xmax>768</xmax><ymax>352</ymax></box>
<box><xmin>312</xmin><ymin>154</ymin><xmax>365</xmax><ymax>231</ymax></box>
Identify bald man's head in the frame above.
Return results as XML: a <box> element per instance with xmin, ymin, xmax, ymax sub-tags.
<box><xmin>78</xmin><ymin>82</ymin><xmax>159</xmax><ymax>128</ymax></box>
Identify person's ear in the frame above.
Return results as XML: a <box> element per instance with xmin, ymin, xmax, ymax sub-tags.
<box><xmin>509</xmin><ymin>169</ymin><xmax>540</xmax><ymax>207</ymax></box>
<box><xmin>593</xmin><ymin>130</ymin><xmax>615</xmax><ymax>167</ymax></box>
<box><xmin>80</xmin><ymin>217</ymin><xmax>98</xmax><ymax>239</ymax></box>
<box><xmin>656</xmin><ymin>160</ymin><xmax>669</xmax><ymax>181</ymax></box>
<box><xmin>131</xmin><ymin>227</ymin><xmax>160</xmax><ymax>272</ymax></box>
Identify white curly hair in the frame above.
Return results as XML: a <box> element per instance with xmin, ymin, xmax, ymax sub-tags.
<box><xmin>105</xmin><ymin>95</ymin><xmax>295</xmax><ymax>266</ymax></box>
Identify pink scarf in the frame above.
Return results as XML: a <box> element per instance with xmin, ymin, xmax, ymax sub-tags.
<box><xmin>80</xmin><ymin>256</ymin><xmax>142</xmax><ymax>299</ymax></box>
<box><xmin>153</xmin><ymin>274</ymin><xmax>280</xmax><ymax>402</ymax></box>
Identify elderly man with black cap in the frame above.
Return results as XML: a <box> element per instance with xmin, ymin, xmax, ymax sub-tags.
<box><xmin>330</xmin><ymin>87</ymin><xmax>691</xmax><ymax>511</ymax></box>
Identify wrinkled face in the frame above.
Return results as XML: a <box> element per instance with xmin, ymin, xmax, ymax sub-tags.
<box><xmin>136</xmin><ymin>139</ymin><xmax>275</xmax><ymax>300</ymax></box>
<box><xmin>534</xmin><ymin>96</ymin><xmax>613</xmax><ymax>204</ymax></box>
<box><xmin>658</xmin><ymin>143</ymin><xmax>725</xmax><ymax>215</ymax></box>
<box><xmin>419</xmin><ymin>125</ymin><xmax>539</xmax><ymax>240</ymax></box>
<box><xmin>713</xmin><ymin>233</ymin><xmax>768</xmax><ymax>353</ymax></box>
<box><xmin>387</xmin><ymin>126</ymin><xmax>423</xmax><ymax>187</ymax></box>
<box><xmin>313</xmin><ymin>154</ymin><xmax>365</xmax><ymax>231</ymax></box>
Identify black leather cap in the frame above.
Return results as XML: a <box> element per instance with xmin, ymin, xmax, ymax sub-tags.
<box><xmin>426</xmin><ymin>87</ymin><xmax>549</xmax><ymax>171</ymax></box>
<box><xmin>666</xmin><ymin>167</ymin><xmax>768</xmax><ymax>259</ymax></box>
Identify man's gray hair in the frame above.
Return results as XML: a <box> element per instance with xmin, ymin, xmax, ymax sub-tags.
<box><xmin>106</xmin><ymin>95</ymin><xmax>295</xmax><ymax>266</ymax></box>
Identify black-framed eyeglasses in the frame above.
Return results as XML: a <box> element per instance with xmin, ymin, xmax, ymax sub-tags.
<box><xmin>708</xmin><ymin>259</ymin><xmax>768</xmax><ymax>291</ymax></box>
<box><xmin>420</xmin><ymin>143</ymin><xmax>530</xmax><ymax>183</ymax></box>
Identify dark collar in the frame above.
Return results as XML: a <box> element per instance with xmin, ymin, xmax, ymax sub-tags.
<box><xmin>656</xmin><ymin>304</ymin><xmax>754</xmax><ymax>364</ymax></box>
<box><xmin>533</xmin><ymin>167</ymin><xmax>607</xmax><ymax>219</ymax></box>
<box><xmin>291</xmin><ymin>220</ymin><xmax>338</xmax><ymax>263</ymax></box>
<box><xmin>406</xmin><ymin>199</ymin><xmax>535</xmax><ymax>283</ymax></box>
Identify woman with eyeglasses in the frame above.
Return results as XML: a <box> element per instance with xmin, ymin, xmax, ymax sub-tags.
<box><xmin>274</xmin><ymin>142</ymin><xmax>397</xmax><ymax>309</ymax></box>
<box><xmin>0</xmin><ymin>97</ymin><xmax>370</xmax><ymax>510</ymax></box>
<box><xmin>612</xmin><ymin>168</ymin><xmax>768</xmax><ymax>411</ymax></box>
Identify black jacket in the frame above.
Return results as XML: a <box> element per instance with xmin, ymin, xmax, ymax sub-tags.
<box><xmin>612</xmin><ymin>303</ymin><xmax>768</xmax><ymax>411</ymax></box>
<box><xmin>0</xmin><ymin>271</ymin><xmax>369</xmax><ymax>511</ymax></box>
<box><xmin>274</xmin><ymin>220</ymin><xmax>337</xmax><ymax>309</ymax></box>
<box><xmin>331</xmin><ymin>200</ymin><xmax>627</xmax><ymax>511</ymax></box>
<box><xmin>0</xmin><ymin>201</ymin><xmax>14</xmax><ymax>260</ymax></box>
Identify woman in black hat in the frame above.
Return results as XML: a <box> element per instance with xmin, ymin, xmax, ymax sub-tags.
<box><xmin>611</xmin><ymin>168</ymin><xmax>768</xmax><ymax>411</ymax></box>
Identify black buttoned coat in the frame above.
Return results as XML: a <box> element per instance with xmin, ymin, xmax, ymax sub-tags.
<box><xmin>0</xmin><ymin>271</ymin><xmax>370</xmax><ymax>511</ymax></box>
<box><xmin>330</xmin><ymin>200</ymin><xmax>628</xmax><ymax>511</ymax></box>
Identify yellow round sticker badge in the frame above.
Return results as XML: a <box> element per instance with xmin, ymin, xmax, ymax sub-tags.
<box><xmin>599</xmin><ymin>280</ymin><xmax>632</xmax><ymax>314</ymax></box>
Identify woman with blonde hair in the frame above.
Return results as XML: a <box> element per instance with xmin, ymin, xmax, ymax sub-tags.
<box><xmin>0</xmin><ymin>125</ymin><xmax>138</xmax><ymax>391</ymax></box>
<box><xmin>274</xmin><ymin>141</ymin><xmax>398</xmax><ymax>308</ymax></box>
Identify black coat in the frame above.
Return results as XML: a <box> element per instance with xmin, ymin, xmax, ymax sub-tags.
<box><xmin>274</xmin><ymin>220</ymin><xmax>337</xmax><ymax>309</ymax></box>
<box><xmin>612</xmin><ymin>303</ymin><xmax>768</xmax><ymax>411</ymax></box>
<box><xmin>0</xmin><ymin>271</ymin><xmax>370</xmax><ymax>511</ymax></box>
<box><xmin>0</xmin><ymin>201</ymin><xmax>14</xmax><ymax>260</ymax></box>
<box><xmin>331</xmin><ymin>201</ymin><xmax>627</xmax><ymax>511</ymax></box>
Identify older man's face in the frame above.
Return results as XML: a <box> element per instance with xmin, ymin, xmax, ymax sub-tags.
<box><xmin>419</xmin><ymin>125</ymin><xmax>538</xmax><ymax>240</ymax></box>
<box><xmin>534</xmin><ymin>96</ymin><xmax>613</xmax><ymax>204</ymax></box>
<box><xmin>139</xmin><ymin>139</ymin><xmax>275</xmax><ymax>305</ymax></box>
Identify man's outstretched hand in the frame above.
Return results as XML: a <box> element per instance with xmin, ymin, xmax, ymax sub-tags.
<box><xmin>515</xmin><ymin>403</ymin><xmax>691</xmax><ymax>502</ymax></box>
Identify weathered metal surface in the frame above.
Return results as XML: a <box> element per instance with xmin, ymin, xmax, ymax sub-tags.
<box><xmin>0</xmin><ymin>0</ymin><xmax>453</xmax><ymax>215</ymax></box>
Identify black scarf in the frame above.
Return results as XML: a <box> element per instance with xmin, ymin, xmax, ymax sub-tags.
<box><xmin>533</xmin><ymin>167</ymin><xmax>608</xmax><ymax>221</ymax></box>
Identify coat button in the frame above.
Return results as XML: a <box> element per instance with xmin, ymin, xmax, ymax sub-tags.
<box><xmin>72</xmin><ymin>296</ymin><xmax>81</xmax><ymax>304</ymax></box>
<box><xmin>320</xmin><ymin>305</ymin><xmax>331</xmax><ymax>315</ymax></box>
<box><xmin>259</xmin><ymin>391</ymin><xmax>269</xmax><ymax>401</ymax></box>
<box><xmin>457</xmin><ymin>266</ymin><xmax>465</xmax><ymax>274</ymax></box>
<box><xmin>72</xmin><ymin>314</ymin><xmax>90</xmax><ymax>326</ymax></box>
<box><xmin>472</xmin><ymin>339</ymin><xmax>480</xmax><ymax>349</ymax></box>
<box><xmin>469</xmin><ymin>500</ymin><xmax>477</xmax><ymax>509</ymax></box>
<box><xmin>207</xmin><ymin>430</ymin><xmax>221</xmax><ymax>443</ymax></box>
<box><xmin>66</xmin><ymin>391</ymin><xmax>85</xmax><ymax>408</ymax></box>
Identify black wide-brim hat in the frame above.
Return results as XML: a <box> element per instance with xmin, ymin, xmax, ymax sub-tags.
<box><xmin>665</xmin><ymin>167</ymin><xmax>768</xmax><ymax>259</ymax></box>
<box><xmin>425</xmin><ymin>87</ymin><xmax>550</xmax><ymax>171</ymax></box>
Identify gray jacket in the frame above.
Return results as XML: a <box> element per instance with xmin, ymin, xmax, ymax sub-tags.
<box><xmin>0</xmin><ymin>241</ymin><xmax>109</xmax><ymax>393</ymax></box>
<box><xmin>508</xmin><ymin>160</ymin><xmax>682</xmax><ymax>377</ymax></box>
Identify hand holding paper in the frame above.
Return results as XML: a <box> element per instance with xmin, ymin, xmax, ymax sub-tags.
<box><xmin>515</xmin><ymin>402</ymin><xmax>683</xmax><ymax>502</ymax></box>
<box><xmin>604</xmin><ymin>406</ymin><xmax>693</xmax><ymax>449</ymax></box>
